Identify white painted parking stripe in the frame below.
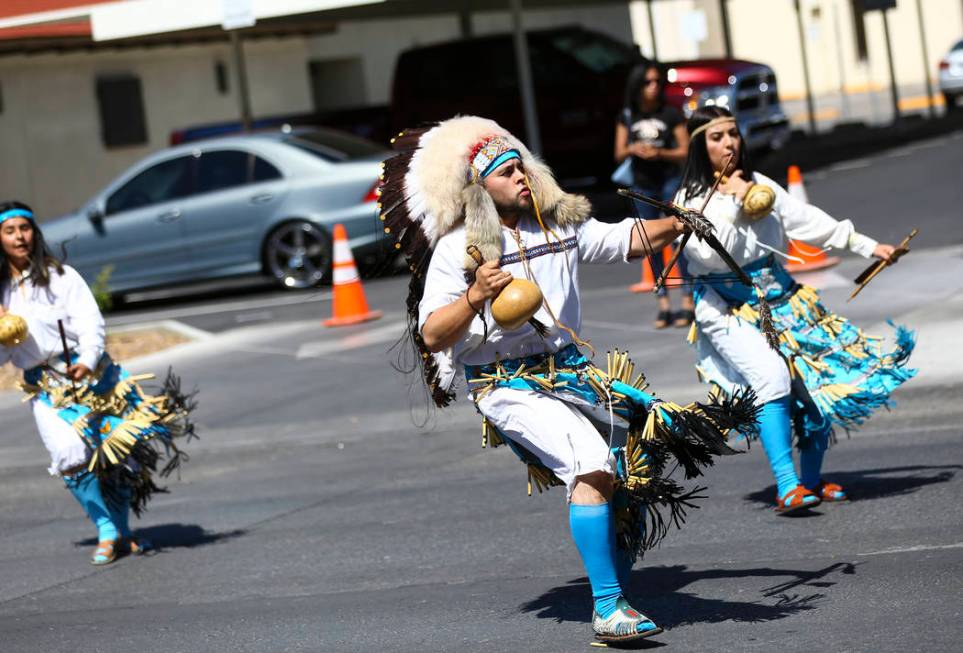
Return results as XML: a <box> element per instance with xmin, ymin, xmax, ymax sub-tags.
<box><xmin>106</xmin><ymin>291</ymin><xmax>331</xmax><ymax>326</ymax></box>
<box><xmin>827</xmin><ymin>158</ymin><xmax>872</xmax><ymax>172</ymax></box>
<box><xmin>296</xmin><ymin>321</ymin><xmax>407</xmax><ymax>359</ymax></box>
<box><xmin>858</xmin><ymin>542</ymin><xmax>963</xmax><ymax>557</ymax></box>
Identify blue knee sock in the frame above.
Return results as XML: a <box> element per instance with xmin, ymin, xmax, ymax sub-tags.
<box><xmin>800</xmin><ymin>415</ymin><xmax>832</xmax><ymax>489</ymax></box>
<box><xmin>758</xmin><ymin>396</ymin><xmax>800</xmax><ymax>499</ymax></box>
<box><xmin>64</xmin><ymin>471</ymin><xmax>120</xmax><ymax>542</ymax></box>
<box><xmin>569</xmin><ymin>503</ymin><xmax>622</xmax><ymax>618</ymax></box>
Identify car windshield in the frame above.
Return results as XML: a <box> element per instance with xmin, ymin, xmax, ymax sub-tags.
<box><xmin>548</xmin><ymin>32</ymin><xmax>634</xmax><ymax>73</ymax></box>
<box><xmin>284</xmin><ymin>129</ymin><xmax>384</xmax><ymax>163</ymax></box>
<box><xmin>954</xmin><ymin>39</ymin><xmax>963</xmax><ymax>52</ymax></box>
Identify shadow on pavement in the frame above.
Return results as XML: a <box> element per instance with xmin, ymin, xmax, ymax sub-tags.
<box><xmin>520</xmin><ymin>561</ymin><xmax>856</xmax><ymax>629</ymax></box>
<box><xmin>741</xmin><ymin>464</ymin><xmax>960</xmax><ymax>507</ymax></box>
<box><xmin>75</xmin><ymin>523</ymin><xmax>246</xmax><ymax>550</ymax></box>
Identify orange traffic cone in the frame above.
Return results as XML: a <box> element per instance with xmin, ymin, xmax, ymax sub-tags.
<box><xmin>784</xmin><ymin>165</ymin><xmax>841</xmax><ymax>273</ymax></box>
<box><xmin>323</xmin><ymin>224</ymin><xmax>383</xmax><ymax>327</ymax></box>
<box><xmin>629</xmin><ymin>246</ymin><xmax>678</xmax><ymax>293</ymax></box>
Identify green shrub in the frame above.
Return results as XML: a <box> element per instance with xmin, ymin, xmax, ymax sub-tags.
<box><xmin>91</xmin><ymin>265</ymin><xmax>114</xmax><ymax>314</ymax></box>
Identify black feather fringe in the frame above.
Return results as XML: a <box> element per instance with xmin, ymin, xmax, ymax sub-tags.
<box><xmin>94</xmin><ymin>370</ymin><xmax>198</xmax><ymax>517</ymax></box>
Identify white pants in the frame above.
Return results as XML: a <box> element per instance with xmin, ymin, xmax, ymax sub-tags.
<box><xmin>695</xmin><ymin>286</ymin><xmax>791</xmax><ymax>405</ymax></box>
<box><xmin>31</xmin><ymin>399</ymin><xmax>89</xmax><ymax>476</ymax></box>
<box><xmin>476</xmin><ymin>387</ymin><xmax>615</xmax><ymax>498</ymax></box>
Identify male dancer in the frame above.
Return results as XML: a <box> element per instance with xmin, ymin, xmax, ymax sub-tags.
<box><xmin>380</xmin><ymin>116</ymin><xmax>758</xmax><ymax>644</ymax></box>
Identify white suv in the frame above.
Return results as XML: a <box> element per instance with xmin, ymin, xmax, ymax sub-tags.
<box><xmin>939</xmin><ymin>38</ymin><xmax>963</xmax><ymax>112</ymax></box>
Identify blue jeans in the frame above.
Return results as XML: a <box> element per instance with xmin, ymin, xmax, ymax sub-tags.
<box><xmin>632</xmin><ymin>176</ymin><xmax>689</xmax><ymax>298</ymax></box>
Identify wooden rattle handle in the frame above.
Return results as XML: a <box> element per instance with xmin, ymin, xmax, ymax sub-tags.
<box><xmin>466</xmin><ymin>244</ymin><xmax>485</xmax><ymax>266</ymax></box>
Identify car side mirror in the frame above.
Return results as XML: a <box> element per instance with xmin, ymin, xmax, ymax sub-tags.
<box><xmin>87</xmin><ymin>205</ymin><xmax>106</xmax><ymax>235</ymax></box>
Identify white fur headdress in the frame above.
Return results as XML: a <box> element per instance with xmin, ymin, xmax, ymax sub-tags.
<box><xmin>380</xmin><ymin>115</ymin><xmax>591</xmax><ymax>270</ymax></box>
<box><xmin>378</xmin><ymin>115</ymin><xmax>591</xmax><ymax>407</ymax></box>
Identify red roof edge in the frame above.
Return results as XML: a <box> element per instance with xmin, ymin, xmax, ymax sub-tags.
<box><xmin>0</xmin><ymin>20</ymin><xmax>91</xmax><ymax>41</ymax></box>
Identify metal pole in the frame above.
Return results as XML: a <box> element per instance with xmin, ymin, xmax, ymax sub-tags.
<box><xmin>458</xmin><ymin>9</ymin><xmax>472</xmax><ymax>38</ymax></box>
<box><xmin>646</xmin><ymin>0</ymin><xmax>658</xmax><ymax>59</ymax></box>
<box><xmin>881</xmin><ymin>8</ymin><xmax>900</xmax><ymax>121</ymax></box>
<box><xmin>793</xmin><ymin>0</ymin><xmax>818</xmax><ymax>134</ymax></box>
<box><xmin>509</xmin><ymin>0</ymin><xmax>541</xmax><ymax>154</ymax></box>
<box><xmin>719</xmin><ymin>0</ymin><xmax>733</xmax><ymax>58</ymax></box>
<box><xmin>230</xmin><ymin>30</ymin><xmax>253</xmax><ymax>132</ymax></box>
<box><xmin>832</xmin><ymin>1</ymin><xmax>850</xmax><ymax>121</ymax></box>
<box><xmin>914</xmin><ymin>0</ymin><xmax>936</xmax><ymax>118</ymax></box>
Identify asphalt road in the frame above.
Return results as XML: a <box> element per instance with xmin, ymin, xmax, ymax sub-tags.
<box><xmin>1</xmin><ymin>133</ymin><xmax>962</xmax><ymax>652</ymax></box>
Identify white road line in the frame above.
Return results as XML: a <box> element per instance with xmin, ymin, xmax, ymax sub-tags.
<box><xmin>884</xmin><ymin>148</ymin><xmax>915</xmax><ymax>158</ymax></box>
<box><xmin>791</xmin><ymin>269</ymin><xmax>850</xmax><ymax>290</ymax></box>
<box><xmin>827</xmin><ymin>158</ymin><xmax>872</xmax><ymax>172</ymax></box>
<box><xmin>106</xmin><ymin>318</ymin><xmax>214</xmax><ymax>341</ymax></box>
<box><xmin>296</xmin><ymin>320</ymin><xmax>407</xmax><ymax>359</ymax></box>
<box><xmin>858</xmin><ymin>542</ymin><xmax>963</xmax><ymax>557</ymax></box>
<box><xmin>234</xmin><ymin>310</ymin><xmax>275</xmax><ymax>324</ymax></box>
<box><xmin>106</xmin><ymin>291</ymin><xmax>331</xmax><ymax>326</ymax></box>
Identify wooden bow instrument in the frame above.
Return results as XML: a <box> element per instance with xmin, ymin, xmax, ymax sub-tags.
<box><xmin>617</xmin><ymin>155</ymin><xmax>751</xmax><ymax>290</ymax></box>
<box><xmin>848</xmin><ymin>228</ymin><xmax>917</xmax><ymax>301</ymax></box>
<box><xmin>57</xmin><ymin>319</ymin><xmax>80</xmax><ymax>399</ymax></box>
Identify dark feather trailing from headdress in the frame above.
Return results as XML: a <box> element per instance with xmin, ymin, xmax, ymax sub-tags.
<box><xmin>380</xmin><ymin>123</ymin><xmax>456</xmax><ymax>409</ymax></box>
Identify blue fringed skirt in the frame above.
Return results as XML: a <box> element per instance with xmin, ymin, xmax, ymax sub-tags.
<box><xmin>692</xmin><ymin>256</ymin><xmax>916</xmax><ymax>441</ymax></box>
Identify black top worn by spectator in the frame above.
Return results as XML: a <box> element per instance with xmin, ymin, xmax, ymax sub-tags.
<box><xmin>619</xmin><ymin>105</ymin><xmax>684</xmax><ymax>190</ymax></box>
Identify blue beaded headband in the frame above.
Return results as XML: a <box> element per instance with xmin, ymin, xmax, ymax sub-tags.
<box><xmin>0</xmin><ymin>208</ymin><xmax>33</xmax><ymax>223</ymax></box>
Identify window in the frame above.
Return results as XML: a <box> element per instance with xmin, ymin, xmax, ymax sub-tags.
<box><xmin>284</xmin><ymin>129</ymin><xmax>384</xmax><ymax>162</ymax></box>
<box><xmin>549</xmin><ymin>31</ymin><xmax>634</xmax><ymax>74</ymax></box>
<box><xmin>96</xmin><ymin>75</ymin><xmax>148</xmax><ymax>147</ymax></box>
<box><xmin>196</xmin><ymin>150</ymin><xmax>249</xmax><ymax>193</ymax></box>
<box><xmin>106</xmin><ymin>156</ymin><xmax>193</xmax><ymax>215</ymax></box>
<box><xmin>195</xmin><ymin>150</ymin><xmax>282</xmax><ymax>192</ymax></box>
<box><xmin>253</xmin><ymin>156</ymin><xmax>281</xmax><ymax>182</ymax></box>
<box><xmin>215</xmin><ymin>61</ymin><xmax>229</xmax><ymax>94</ymax></box>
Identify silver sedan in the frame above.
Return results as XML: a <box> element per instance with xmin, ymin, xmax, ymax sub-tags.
<box><xmin>42</xmin><ymin>128</ymin><xmax>389</xmax><ymax>293</ymax></box>
<box><xmin>940</xmin><ymin>38</ymin><xmax>963</xmax><ymax>112</ymax></box>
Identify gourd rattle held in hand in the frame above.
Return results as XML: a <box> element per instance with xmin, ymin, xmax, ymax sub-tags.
<box><xmin>714</xmin><ymin>171</ymin><xmax>775</xmax><ymax>220</ymax></box>
<box><xmin>0</xmin><ymin>313</ymin><xmax>28</xmax><ymax>347</ymax></box>
<box><xmin>466</xmin><ymin>244</ymin><xmax>546</xmax><ymax>334</ymax></box>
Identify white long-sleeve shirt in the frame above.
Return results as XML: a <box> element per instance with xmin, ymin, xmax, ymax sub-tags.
<box><xmin>1</xmin><ymin>265</ymin><xmax>105</xmax><ymax>371</ymax></box>
<box><xmin>675</xmin><ymin>172</ymin><xmax>878</xmax><ymax>277</ymax></box>
<box><xmin>419</xmin><ymin>216</ymin><xmax>635</xmax><ymax>368</ymax></box>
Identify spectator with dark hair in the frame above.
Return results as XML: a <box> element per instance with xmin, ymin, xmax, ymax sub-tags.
<box><xmin>614</xmin><ymin>61</ymin><xmax>693</xmax><ymax>328</ymax></box>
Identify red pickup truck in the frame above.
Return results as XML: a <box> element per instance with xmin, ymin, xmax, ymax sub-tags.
<box><xmin>664</xmin><ymin>58</ymin><xmax>791</xmax><ymax>151</ymax></box>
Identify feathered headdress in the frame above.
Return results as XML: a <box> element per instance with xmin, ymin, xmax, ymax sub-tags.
<box><xmin>379</xmin><ymin>115</ymin><xmax>591</xmax><ymax>407</ymax></box>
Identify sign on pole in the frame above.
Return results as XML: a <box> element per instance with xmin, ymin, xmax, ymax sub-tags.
<box><xmin>223</xmin><ymin>0</ymin><xmax>256</xmax><ymax>30</ymax></box>
<box><xmin>680</xmin><ymin>10</ymin><xmax>708</xmax><ymax>43</ymax></box>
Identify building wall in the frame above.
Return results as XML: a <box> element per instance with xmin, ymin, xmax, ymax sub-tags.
<box><xmin>0</xmin><ymin>4</ymin><xmax>633</xmax><ymax>219</ymax></box>
<box><xmin>728</xmin><ymin>0</ymin><xmax>962</xmax><ymax>99</ymax></box>
<box><xmin>629</xmin><ymin>0</ymin><xmax>963</xmax><ymax>99</ymax></box>
<box><xmin>0</xmin><ymin>38</ymin><xmax>312</xmax><ymax>218</ymax></box>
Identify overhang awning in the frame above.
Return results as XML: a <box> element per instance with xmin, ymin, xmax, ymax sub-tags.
<box><xmin>89</xmin><ymin>0</ymin><xmax>385</xmax><ymax>41</ymax></box>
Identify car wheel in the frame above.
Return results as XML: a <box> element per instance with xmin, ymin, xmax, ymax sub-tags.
<box><xmin>264</xmin><ymin>220</ymin><xmax>332</xmax><ymax>289</ymax></box>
